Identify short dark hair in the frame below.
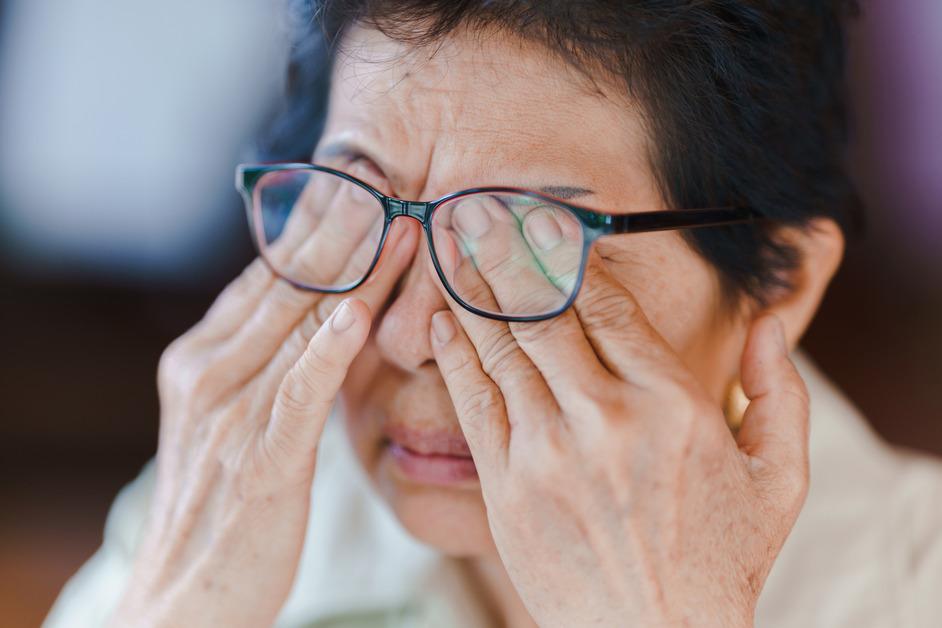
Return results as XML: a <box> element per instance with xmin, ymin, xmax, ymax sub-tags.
<box><xmin>261</xmin><ymin>0</ymin><xmax>862</xmax><ymax>305</ymax></box>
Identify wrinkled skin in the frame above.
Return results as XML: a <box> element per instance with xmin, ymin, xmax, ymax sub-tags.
<box><xmin>111</xmin><ymin>24</ymin><xmax>844</xmax><ymax>628</ymax></box>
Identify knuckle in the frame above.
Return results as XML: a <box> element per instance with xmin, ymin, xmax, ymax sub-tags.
<box><xmin>477</xmin><ymin>328</ymin><xmax>522</xmax><ymax>381</ymax></box>
<box><xmin>452</xmin><ymin>275</ymin><xmax>491</xmax><ymax>311</ymax></box>
<box><xmin>585</xmin><ymin>292</ymin><xmax>632</xmax><ymax>328</ymax></box>
<box><xmin>268</xmin><ymin>280</ymin><xmax>312</xmax><ymax>312</ymax></box>
<box><xmin>576</xmin><ymin>394</ymin><xmax>638</xmax><ymax>450</ymax></box>
<box><xmin>276</xmin><ymin>377</ymin><xmax>309</xmax><ymax>416</ymax></box>
<box><xmin>581</xmin><ymin>274</ymin><xmax>638</xmax><ymax>326</ymax></box>
<box><xmin>581</xmin><ymin>389</ymin><xmax>628</xmax><ymax>424</ymax></box>
<box><xmin>296</xmin><ymin>341</ymin><xmax>343</xmax><ymax>388</ymax></box>
<box><xmin>207</xmin><ymin>259</ymin><xmax>269</xmax><ymax>311</ymax></box>
<box><xmin>157</xmin><ymin>339</ymin><xmax>187</xmax><ymax>388</ymax></box>
<box><xmin>158</xmin><ymin>336</ymin><xmax>208</xmax><ymax>398</ymax></box>
<box><xmin>457</xmin><ymin>383</ymin><xmax>503</xmax><ymax>423</ymax></box>
<box><xmin>260</xmin><ymin>425</ymin><xmax>309</xmax><ymax>476</ymax></box>
<box><xmin>243</xmin><ymin>257</ymin><xmax>273</xmax><ymax>285</ymax></box>
<box><xmin>507</xmin><ymin>315</ymin><xmax>560</xmax><ymax>345</ymax></box>
<box><xmin>439</xmin><ymin>345</ymin><xmax>475</xmax><ymax>381</ymax></box>
<box><xmin>777</xmin><ymin>462</ymin><xmax>810</xmax><ymax>511</ymax></box>
<box><xmin>784</xmin><ymin>375</ymin><xmax>811</xmax><ymax>410</ymax></box>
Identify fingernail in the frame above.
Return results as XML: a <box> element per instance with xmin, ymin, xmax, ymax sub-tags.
<box><xmin>525</xmin><ymin>209</ymin><xmax>563</xmax><ymax>251</ymax></box>
<box><xmin>331</xmin><ymin>301</ymin><xmax>356</xmax><ymax>332</ymax></box>
<box><xmin>454</xmin><ymin>199</ymin><xmax>491</xmax><ymax>238</ymax></box>
<box><xmin>431</xmin><ymin>311</ymin><xmax>456</xmax><ymax>345</ymax></box>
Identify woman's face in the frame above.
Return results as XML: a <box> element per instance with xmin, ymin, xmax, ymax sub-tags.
<box><xmin>331</xmin><ymin>26</ymin><xmax>748</xmax><ymax>556</ymax></box>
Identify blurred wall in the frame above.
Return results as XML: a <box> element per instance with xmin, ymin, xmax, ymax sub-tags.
<box><xmin>1</xmin><ymin>1</ymin><xmax>940</xmax><ymax>626</ymax></box>
<box><xmin>803</xmin><ymin>0</ymin><xmax>942</xmax><ymax>452</ymax></box>
<box><xmin>0</xmin><ymin>0</ymin><xmax>288</xmax><ymax>281</ymax></box>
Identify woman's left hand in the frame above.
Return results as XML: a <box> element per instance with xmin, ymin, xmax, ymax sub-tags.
<box><xmin>428</xmin><ymin>250</ymin><xmax>810</xmax><ymax>628</ymax></box>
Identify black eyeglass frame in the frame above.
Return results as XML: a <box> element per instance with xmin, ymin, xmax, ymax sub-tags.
<box><xmin>236</xmin><ymin>162</ymin><xmax>760</xmax><ymax>322</ymax></box>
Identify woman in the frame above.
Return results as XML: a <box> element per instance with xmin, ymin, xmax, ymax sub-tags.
<box><xmin>46</xmin><ymin>1</ymin><xmax>942</xmax><ymax>627</ymax></box>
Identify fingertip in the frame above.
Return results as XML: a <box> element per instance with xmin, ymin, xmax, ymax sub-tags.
<box><xmin>752</xmin><ymin>313</ymin><xmax>786</xmax><ymax>352</ymax></box>
<box><xmin>346</xmin><ymin>296</ymin><xmax>374</xmax><ymax>319</ymax></box>
<box><xmin>741</xmin><ymin>314</ymin><xmax>791</xmax><ymax>399</ymax></box>
<box><xmin>431</xmin><ymin>310</ymin><xmax>457</xmax><ymax>347</ymax></box>
<box><xmin>768</xmin><ymin>313</ymin><xmax>788</xmax><ymax>355</ymax></box>
<box><xmin>328</xmin><ymin>297</ymin><xmax>372</xmax><ymax>335</ymax></box>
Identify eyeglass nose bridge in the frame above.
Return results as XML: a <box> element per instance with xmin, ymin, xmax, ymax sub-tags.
<box><xmin>385</xmin><ymin>197</ymin><xmax>432</xmax><ymax>223</ymax></box>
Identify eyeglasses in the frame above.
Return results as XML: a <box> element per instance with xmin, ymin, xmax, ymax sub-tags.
<box><xmin>235</xmin><ymin>163</ymin><xmax>759</xmax><ymax>322</ymax></box>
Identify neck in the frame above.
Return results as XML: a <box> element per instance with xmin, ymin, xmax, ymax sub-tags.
<box><xmin>461</xmin><ymin>555</ymin><xmax>538</xmax><ymax>628</ymax></box>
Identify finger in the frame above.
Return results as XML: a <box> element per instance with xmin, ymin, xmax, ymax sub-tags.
<box><xmin>518</xmin><ymin>202</ymin><xmax>584</xmax><ymax>297</ymax></box>
<box><xmin>194</xmin><ymin>257</ymin><xmax>278</xmax><ymax>343</ymax></box>
<box><xmin>283</xmin><ymin>199</ymin><xmax>383</xmax><ymax>289</ymax></box>
<box><xmin>266</xmin><ymin>162</ymin><xmax>384</xmax><ymax>289</ymax></box>
<box><xmin>218</xmin><ymin>220</ymin><xmax>418</xmax><ymax>396</ymax></box>
<box><xmin>430</xmin><ymin>310</ymin><xmax>509</xmax><ymax>476</ymax></box>
<box><xmin>572</xmin><ymin>249</ymin><xmax>688</xmax><ymax>387</ymax></box>
<box><xmin>262</xmin><ymin>170</ymin><xmax>334</xmax><ymax>264</ymax></box>
<box><xmin>435</xmin><ymin>209</ymin><xmax>607</xmax><ymax>400</ymax></box>
<box><xmin>250</xmin><ymin>222</ymin><xmax>414</xmax><ymax>417</ymax></box>
<box><xmin>266</xmin><ymin>298</ymin><xmax>372</xmax><ymax>464</ymax></box>
<box><xmin>736</xmin><ymin>314</ymin><xmax>810</xmax><ymax>497</ymax></box>
<box><xmin>447</xmin><ymin>195</ymin><xmax>571</xmax><ymax>318</ymax></box>
<box><xmin>243</xmin><ymin>168</ymin><xmax>392</xmax><ymax>336</ymax></box>
<box><xmin>426</xmin><ymin>237</ymin><xmax>558</xmax><ymax>426</ymax></box>
<box><xmin>194</xmin><ymin>165</ymin><xmax>382</xmax><ymax>344</ymax></box>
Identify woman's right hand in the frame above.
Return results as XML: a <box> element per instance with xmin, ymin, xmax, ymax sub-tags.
<box><xmin>109</xmin><ymin>213</ymin><xmax>418</xmax><ymax>628</ymax></box>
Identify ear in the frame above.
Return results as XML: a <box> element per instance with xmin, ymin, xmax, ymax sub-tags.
<box><xmin>760</xmin><ymin>218</ymin><xmax>845</xmax><ymax>349</ymax></box>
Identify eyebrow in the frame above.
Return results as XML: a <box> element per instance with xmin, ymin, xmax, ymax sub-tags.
<box><xmin>315</xmin><ymin>141</ymin><xmax>595</xmax><ymax>201</ymax></box>
<box><xmin>538</xmin><ymin>185</ymin><xmax>594</xmax><ymax>200</ymax></box>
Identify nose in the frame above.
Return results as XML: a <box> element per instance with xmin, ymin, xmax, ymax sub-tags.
<box><xmin>375</xmin><ymin>218</ymin><xmax>450</xmax><ymax>372</ymax></box>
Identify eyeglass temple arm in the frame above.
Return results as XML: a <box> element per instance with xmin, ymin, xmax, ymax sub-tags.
<box><xmin>589</xmin><ymin>206</ymin><xmax>760</xmax><ymax>235</ymax></box>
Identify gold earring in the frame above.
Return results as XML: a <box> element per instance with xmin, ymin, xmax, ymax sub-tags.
<box><xmin>723</xmin><ymin>378</ymin><xmax>749</xmax><ymax>434</ymax></box>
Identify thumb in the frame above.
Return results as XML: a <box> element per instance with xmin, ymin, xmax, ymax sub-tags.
<box><xmin>267</xmin><ymin>298</ymin><xmax>371</xmax><ymax>464</ymax></box>
<box><xmin>736</xmin><ymin>314</ymin><xmax>810</xmax><ymax>503</ymax></box>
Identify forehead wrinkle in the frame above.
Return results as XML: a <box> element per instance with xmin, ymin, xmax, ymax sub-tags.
<box><xmin>335</xmin><ymin>23</ymin><xmax>608</xmax><ymax>145</ymax></box>
<box><xmin>328</xmin><ymin>25</ymin><xmax>661</xmax><ymax>209</ymax></box>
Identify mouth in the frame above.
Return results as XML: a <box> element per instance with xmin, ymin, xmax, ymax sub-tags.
<box><xmin>381</xmin><ymin>423</ymin><xmax>478</xmax><ymax>487</ymax></box>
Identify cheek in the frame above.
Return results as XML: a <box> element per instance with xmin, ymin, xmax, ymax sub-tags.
<box><xmin>377</xmin><ymin>482</ymin><xmax>497</xmax><ymax>557</ymax></box>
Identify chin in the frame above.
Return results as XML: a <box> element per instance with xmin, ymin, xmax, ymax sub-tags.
<box><xmin>375</xmin><ymin>467</ymin><xmax>496</xmax><ymax>556</ymax></box>
<box><xmin>341</xmin><ymin>409</ymin><xmax>497</xmax><ymax>557</ymax></box>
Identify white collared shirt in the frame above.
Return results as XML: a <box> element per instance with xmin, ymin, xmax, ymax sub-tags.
<box><xmin>44</xmin><ymin>352</ymin><xmax>942</xmax><ymax>627</ymax></box>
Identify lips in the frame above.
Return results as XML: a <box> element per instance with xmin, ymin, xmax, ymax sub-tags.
<box><xmin>381</xmin><ymin>423</ymin><xmax>478</xmax><ymax>486</ymax></box>
<box><xmin>382</xmin><ymin>423</ymin><xmax>473</xmax><ymax>457</ymax></box>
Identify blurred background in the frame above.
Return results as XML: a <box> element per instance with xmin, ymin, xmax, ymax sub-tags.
<box><xmin>0</xmin><ymin>0</ymin><xmax>939</xmax><ymax>625</ymax></box>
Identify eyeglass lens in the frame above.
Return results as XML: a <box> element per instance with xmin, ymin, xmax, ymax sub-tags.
<box><xmin>254</xmin><ymin>169</ymin><xmax>386</xmax><ymax>291</ymax></box>
<box><xmin>430</xmin><ymin>193</ymin><xmax>585</xmax><ymax>318</ymax></box>
<box><xmin>253</xmin><ymin>169</ymin><xmax>586</xmax><ymax>318</ymax></box>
